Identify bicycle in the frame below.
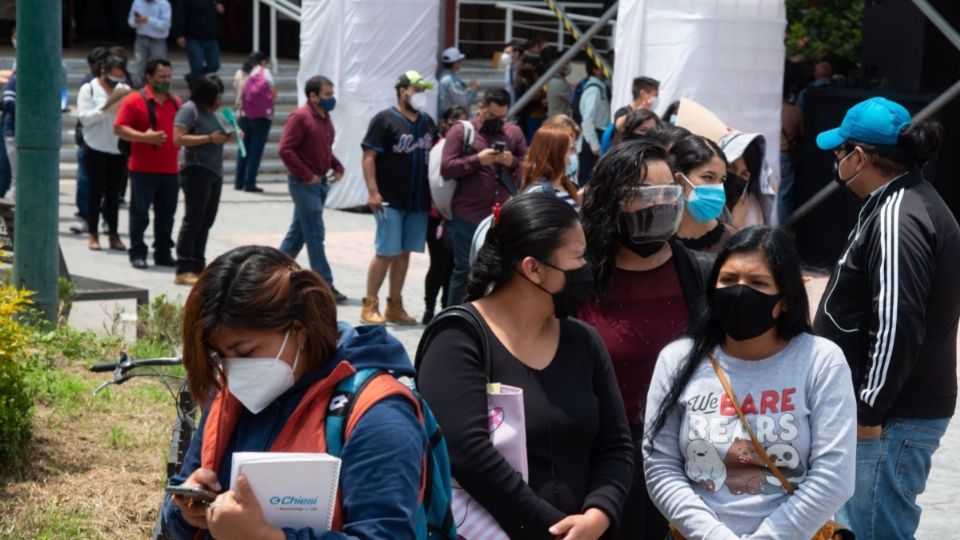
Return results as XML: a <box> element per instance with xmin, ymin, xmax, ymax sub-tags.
<box><xmin>90</xmin><ymin>351</ymin><xmax>197</xmax><ymax>540</ymax></box>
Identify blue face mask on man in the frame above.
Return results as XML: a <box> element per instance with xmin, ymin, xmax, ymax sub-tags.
<box><xmin>680</xmin><ymin>173</ymin><xmax>726</xmax><ymax>222</ymax></box>
<box><xmin>318</xmin><ymin>97</ymin><xmax>337</xmax><ymax>112</ymax></box>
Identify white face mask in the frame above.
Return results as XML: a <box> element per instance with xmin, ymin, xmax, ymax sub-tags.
<box><xmin>409</xmin><ymin>92</ymin><xmax>428</xmax><ymax>112</ymax></box>
<box><xmin>650</xmin><ymin>96</ymin><xmax>660</xmax><ymax>111</ymax></box>
<box><xmin>500</xmin><ymin>52</ymin><xmax>512</xmax><ymax>69</ymax></box>
<box><xmin>224</xmin><ymin>331</ymin><xmax>301</xmax><ymax>414</ymax></box>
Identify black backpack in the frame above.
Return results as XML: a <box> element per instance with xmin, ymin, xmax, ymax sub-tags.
<box><xmin>117</xmin><ymin>90</ymin><xmax>179</xmax><ymax>156</ymax></box>
<box><xmin>571</xmin><ymin>78</ymin><xmax>609</xmax><ymax>125</ymax></box>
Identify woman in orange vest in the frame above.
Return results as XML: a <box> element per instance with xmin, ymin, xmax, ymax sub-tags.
<box><xmin>162</xmin><ymin>245</ymin><xmax>427</xmax><ymax>539</ymax></box>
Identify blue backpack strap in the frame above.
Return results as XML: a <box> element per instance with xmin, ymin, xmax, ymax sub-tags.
<box><xmin>324</xmin><ymin>367</ymin><xmax>382</xmax><ymax>457</ymax></box>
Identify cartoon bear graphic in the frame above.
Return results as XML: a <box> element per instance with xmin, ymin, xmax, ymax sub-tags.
<box><xmin>723</xmin><ymin>438</ymin><xmax>766</xmax><ymax>495</ymax></box>
<box><xmin>763</xmin><ymin>442</ymin><xmax>807</xmax><ymax>493</ymax></box>
<box><xmin>685</xmin><ymin>439</ymin><xmax>726</xmax><ymax>492</ymax></box>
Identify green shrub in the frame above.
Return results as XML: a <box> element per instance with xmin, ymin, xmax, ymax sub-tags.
<box><xmin>136</xmin><ymin>294</ymin><xmax>183</xmax><ymax>356</ymax></box>
<box><xmin>0</xmin><ymin>286</ymin><xmax>35</xmax><ymax>463</ymax></box>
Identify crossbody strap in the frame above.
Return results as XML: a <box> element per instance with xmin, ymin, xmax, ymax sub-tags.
<box><xmin>707</xmin><ymin>352</ymin><xmax>796</xmax><ymax>495</ymax></box>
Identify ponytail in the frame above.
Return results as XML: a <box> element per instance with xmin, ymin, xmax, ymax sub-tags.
<box><xmin>899</xmin><ymin>120</ymin><xmax>942</xmax><ymax>168</ymax></box>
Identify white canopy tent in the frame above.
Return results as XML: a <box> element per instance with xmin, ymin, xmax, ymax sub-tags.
<box><xmin>298</xmin><ymin>0</ymin><xmax>440</xmax><ymax>209</ymax></box>
<box><xmin>612</xmin><ymin>0</ymin><xmax>786</xmax><ymax>200</ymax></box>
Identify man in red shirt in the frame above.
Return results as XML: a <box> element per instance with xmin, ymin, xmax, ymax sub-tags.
<box><xmin>277</xmin><ymin>75</ymin><xmax>347</xmax><ymax>303</ymax></box>
<box><xmin>114</xmin><ymin>58</ymin><xmax>182</xmax><ymax>269</ymax></box>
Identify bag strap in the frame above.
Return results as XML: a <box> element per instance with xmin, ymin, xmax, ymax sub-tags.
<box><xmin>707</xmin><ymin>352</ymin><xmax>797</xmax><ymax>495</ymax></box>
<box><xmin>414</xmin><ymin>305</ymin><xmax>492</xmax><ymax>382</ymax></box>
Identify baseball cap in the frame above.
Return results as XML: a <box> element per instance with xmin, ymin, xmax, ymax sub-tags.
<box><xmin>816</xmin><ymin>97</ymin><xmax>912</xmax><ymax>150</ymax></box>
<box><xmin>441</xmin><ymin>47</ymin><xmax>466</xmax><ymax>64</ymax></box>
<box><xmin>395</xmin><ymin>70</ymin><xmax>434</xmax><ymax>90</ymax></box>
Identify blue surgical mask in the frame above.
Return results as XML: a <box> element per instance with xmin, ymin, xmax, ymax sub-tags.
<box><xmin>681</xmin><ymin>173</ymin><xmax>726</xmax><ymax>222</ymax></box>
<box><xmin>565</xmin><ymin>153</ymin><xmax>579</xmax><ymax>178</ymax></box>
<box><xmin>318</xmin><ymin>97</ymin><xmax>336</xmax><ymax>112</ymax></box>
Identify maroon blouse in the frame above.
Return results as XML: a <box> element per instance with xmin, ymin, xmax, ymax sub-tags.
<box><xmin>578</xmin><ymin>261</ymin><xmax>690</xmax><ymax>425</ymax></box>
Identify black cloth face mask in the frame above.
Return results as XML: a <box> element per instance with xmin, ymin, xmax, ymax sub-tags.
<box><xmin>481</xmin><ymin>116</ymin><xmax>505</xmax><ymax>135</ymax></box>
<box><xmin>712</xmin><ymin>284</ymin><xmax>781</xmax><ymax>341</ymax></box>
<box><xmin>617</xmin><ymin>204</ymin><xmax>681</xmax><ymax>258</ymax></box>
<box><xmin>519</xmin><ymin>261</ymin><xmax>594</xmax><ymax>319</ymax></box>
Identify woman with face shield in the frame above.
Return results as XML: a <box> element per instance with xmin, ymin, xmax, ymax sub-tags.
<box><xmin>162</xmin><ymin>246</ymin><xmax>432</xmax><ymax>539</ymax></box>
<box><xmin>643</xmin><ymin>227</ymin><xmax>856</xmax><ymax>539</ymax></box>
<box><xmin>671</xmin><ymin>135</ymin><xmax>737</xmax><ymax>253</ymax></box>
<box><xmin>578</xmin><ymin>140</ymin><xmax>715</xmax><ymax>540</ymax></box>
<box><xmin>418</xmin><ymin>193</ymin><xmax>634</xmax><ymax>540</ymax></box>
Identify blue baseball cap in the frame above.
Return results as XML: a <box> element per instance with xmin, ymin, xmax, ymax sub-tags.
<box><xmin>816</xmin><ymin>97</ymin><xmax>912</xmax><ymax>150</ymax></box>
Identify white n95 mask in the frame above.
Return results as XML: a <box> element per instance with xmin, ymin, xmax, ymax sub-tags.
<box><xmin>225</xmin><ymin>331</ymin><xmax>301</xmax><ymax>414</ymax></box>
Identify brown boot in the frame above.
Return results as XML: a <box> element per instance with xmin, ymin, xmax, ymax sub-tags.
<box><xmin>88</xmin><ymin>234</ymin><xmax>101</xmax><ymax>251</ymax></box>
<box><xmin>108</xmin><ymin>234</ymin><xmax>126</xmax><ymax>251</ymax></box>
<box><xmin>361</xmin><ymin>296</ymin><xmax>387</xmax><ymax>325</ymax></box>
<box><xmin>385</xmin><ymin>296</ymin><xmax>417</xmax><ymax>325</ymax></box>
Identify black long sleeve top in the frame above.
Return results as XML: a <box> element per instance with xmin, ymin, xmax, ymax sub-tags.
<box><xmin>418</xmin><ymin>305</ymin><xmax>635</xmax><ymax>539</ymax></box>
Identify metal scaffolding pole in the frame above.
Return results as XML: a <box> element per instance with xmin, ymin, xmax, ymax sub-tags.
<box><xmin>12</xmin><ymin>0</ymin><xmax>61</xmax><ymax>321</ymax></box>
<box><xmin>509</xmin><ymin>1</ymin><xmax>618</xmax><ymax>119</ymax></box>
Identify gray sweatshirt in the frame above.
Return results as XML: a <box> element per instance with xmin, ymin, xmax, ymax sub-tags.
<box><xmin>643</xmin><ymin>333</ymin><xmax>856</xmax><ymax>540</ymax></box>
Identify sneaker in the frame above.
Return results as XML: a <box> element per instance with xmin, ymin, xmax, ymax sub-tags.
<box><xmin>154</xmin><ymin>256</ymin><xmax>177</xmax><ymax>267</ymax></box>
<box><xmin>331</xmin><ymin>287</ymin><xmax>348</xmax><ymax>304</ymax></box>
<box><xmin>360</xmin><ymin>296</ymin><xmax>387</xmax><ymax>325</ymax></box>
<box><xmin>69</xmin><ymin>221</ymin><xmax>88</xmax><ymax>234</ymax></box>
<box><xmin>244</xmin><ymin>187</ymin><xmax>265</xmax><ymax>193</ymax></box>
<box><xmin>131</xmin><ymin>259</ymin><xmax>148</xmax><ymax>269</ymax></box>
<box><xmin>174</xmin><ymin>272</ymin><xmax>200</xmax><ymax>286</ymax></box>
<box><xmin>385</xmin><ymin>297</ymin><xmax>417</xmax><ymax>325</ymax></box>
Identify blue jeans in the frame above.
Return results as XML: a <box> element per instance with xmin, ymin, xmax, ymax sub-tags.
<box><xmin>235</xmin><ymin>117</ymin><xmax>272</xmax><ymax>190</ymax></box>
<box><xmin>447</xmin><ymin>215</ymin><xmax>479</xmax><ymax>306</ymax></box>
<box><xmin>76</xmin><ymin>145</ymin><xmax>89</xmax><ymax>219</ymax></box>
<box><xmin>837</xmin><ymin>417</ymin><xmax>950</xmax><ymax>540</ymax></box>
<box><xmin>128</xmin><ymin>172</ymin><xmax>179</xmax><ymax>261</ymax></box>
<box><xmin>184</xmin><ymin>39</ymin><xmax>220</xmax><ymax>85</ymax></box>
<box><xmin>0</xmin><ymin>129</ymin><xmax>11</xmax><ymax>198</ymax></box>
<box><xmin>777</xmin><ymin>151</ymin><xmax>796</xmax><ymax>224</ymax></box>
<box><xmin>279</xmin><ymin>176</ymin><xmax>334</xmax><ymax>287</ymax></box>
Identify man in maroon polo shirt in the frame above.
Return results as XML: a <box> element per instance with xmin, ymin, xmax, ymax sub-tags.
<box><xmin>114</xmin><ymin>58</ymin><xmax>182</xmax><ymax>269</ymax></box>
<box><xmin>278</xmin><ymin>75</ymin><xmax>348</xmax><ymax>303</ymax></box>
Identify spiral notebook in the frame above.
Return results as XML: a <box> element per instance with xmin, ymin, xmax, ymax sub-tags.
<box><xmin>230</xmin><ymin>452</ymin><xmax>342</xmax><ymax>534</ymax></box>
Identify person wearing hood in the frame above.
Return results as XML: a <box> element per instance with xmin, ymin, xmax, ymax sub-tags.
<box><xmin>360</xmin><ymin>71</ymin><xmax>438</xmax><ymax>325</ymax></box>
<box><xmin>437</xmin><ymin>47</ymin><xmax>480</xmax><ymax>116</ymax></box>
<box><xmin>418</xmin><ymin>193</ymin><xmax>634</xmax><ymax>540</ymax></box>
<box><xmin>578</xmin><ymin>140</ymin><xmax>714</xmax><ymax>540</ymax></box>
<box><xmin>718</xmin><ymin>131</ymin><xmax>775</xmax><ymax>228</ymax></box>
<box><xmin>163</xmin><ymin>246</ymin><xmax>429</xmax><ymax>539</ymax></box>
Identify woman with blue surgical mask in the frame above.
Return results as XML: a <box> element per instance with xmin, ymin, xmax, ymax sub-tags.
<box><xmin>671</xmin><ymin>135</ymin><xmax>737</xmax><ymax>253</ymax></box>
<box><xmin>163</xmin><ymin>246</ymin><xmax>435</xmax><ymax>540</ymax></box>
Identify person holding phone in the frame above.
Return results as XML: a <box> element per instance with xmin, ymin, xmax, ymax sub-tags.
<box><xmin>171</xmin><ymin>73</ymin><xmax>233</xmax><ymax>287</ymax></box>
<box><xmin>162</xmin><ymin>246</ymin><xmax>431</xmax><ymax>539</ymax></box>
<box><xmin>126</xmin><ymin>0</ymin><xmax>171</xmax><ymax>85</ymax></box>
<box><xmin>441</xmin><ymin>88</ymin><xmax>528</xmax><ymax>306</ymax></box>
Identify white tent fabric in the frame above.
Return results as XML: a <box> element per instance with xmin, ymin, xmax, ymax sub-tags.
<box><xmin>612</xmin><ymin>0</ymin><xmax>786</xmax><ymax>198</ymax></box>
<box><xmin>299</xmin><ymin>0</ymin><xmax>439</xmax><ymax>209</ymax></box>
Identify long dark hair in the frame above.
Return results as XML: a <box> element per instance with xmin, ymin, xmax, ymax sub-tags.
<box><xmin>466</xmin><ymin>192</ymin><xmax>579</xmax><ymax>301</ymax></box>
<box><xmin>615</xmin><ymin>108</ymin><xmax>662</xmax><ymax>146</ymax></box>
<box><xmin>181</xmin><ymin>246</ymin><xmax>339</xmax><ymax>403</ymax></box>
<box><xmin>647</xmin><ymin>226</ymin><xmax>811</xmax><ymax>437</ymax></box>
<box><xmin>581</xmin><ymin>139</ymin><xmax>672</xmax><ymax>300</ymax></box>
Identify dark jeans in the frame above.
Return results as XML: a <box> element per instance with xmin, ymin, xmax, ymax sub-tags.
<box><xmin>425</xmin><ymin>214</ymin><xmax>453</xmax><ymax>313</ymax></box>
<box><xmin>577</xmin><ymin>128</ymin><xmax>605</xmax><ymax>185</ymax></box>
<box><xmin>279</xmin><ymin>176</ymin><xmax>334</xmax><ymax>286</ymax></box>
<box><xmin>447</xmin><ymin>215</ymin><xmax>479</xmax><ymax>306</ymax></box>
<box><xmin>184</xmin><ymin>38</ymin><xmax>220</xmax><ymax>86</ymax></box>
<box><xmin>76</xmin><ymin>145</ymin><xmax>89</xmax><ymax>219</ymax></box>
<box><xmin>235</xmin><ymin>117</ymin><xmax>272</xmax><ymax>190</ymax></box>
<box><xmin>618</xmin><ymin>423</ymin><xmax>669</xmax><ymax>540</ymax></box>
<box><xmin>0</xmin><ymin>129</ymin><xmax>9</xmax><ymax>198</ymax></box>
<box><xmin>128</xmin><ymin>171</ymin><xmax>179</xmax><ymax>262</ymax></box>
<box><xmin>85</xmin><ymin>148</ymin><xmax>126</xmax><ymax>235</ymax></box>
<box><xmin>176</xmin><ymin>166</ymin><xmax>222</xmax><ymax>274</ymax></box>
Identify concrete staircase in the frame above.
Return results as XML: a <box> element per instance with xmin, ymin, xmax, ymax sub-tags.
<box><xmin>0</xmin><ymin>56</ymin><xmax>301</xmax><ymax>182</ymax></box>
<box><xmin>0</xmin><ymin>55</ymin><xmax>509</xmax><ymax>183</ymax></box>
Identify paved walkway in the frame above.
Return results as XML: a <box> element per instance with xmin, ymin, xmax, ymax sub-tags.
<box><xmin>55</xmin><ymin>177</ymin><xmax>958</xmax><ymax>536</ymax></box>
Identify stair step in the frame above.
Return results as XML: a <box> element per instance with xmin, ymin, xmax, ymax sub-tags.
<box><xmin>59</xmin><ymin>158</ymin><xmax>290</xmax><ymax>179</ymax></box>
<box><xmin>59</xmin><ymin>142</ymin><xmax>280</xmax><ymax>161</ymax></box>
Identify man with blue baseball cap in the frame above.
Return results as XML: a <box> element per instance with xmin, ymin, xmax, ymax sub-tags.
<box><xmin>812</xmin><ymin>97</ymin><xmax>960</xmax><ymax>540</ymax></box>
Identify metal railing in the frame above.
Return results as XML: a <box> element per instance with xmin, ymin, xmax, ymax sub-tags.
<box><xmin>456</xmin><ymin>1</ymin><xmax>613</xmax><ymax>53</ymax></box>
<box><xmin>252</xmin><ymin>0</ymin><xmax>302</xmax><ymax>74</ymax></box>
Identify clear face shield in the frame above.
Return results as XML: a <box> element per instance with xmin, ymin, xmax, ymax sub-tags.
<box><xmin>618</xmin><ymin>184</ymin><xmax>685</xmax><ymax>243</ymax></box>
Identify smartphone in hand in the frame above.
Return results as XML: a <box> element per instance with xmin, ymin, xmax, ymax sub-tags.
<box><xmin>166</xmin><ymin>484</ymin><xmax>218</xmax><ymax>506</ymax></box>
<box><xmin>492</xmin><ymin>141</ymin><xmax>506</xmax><ymax>153</ymax></box>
